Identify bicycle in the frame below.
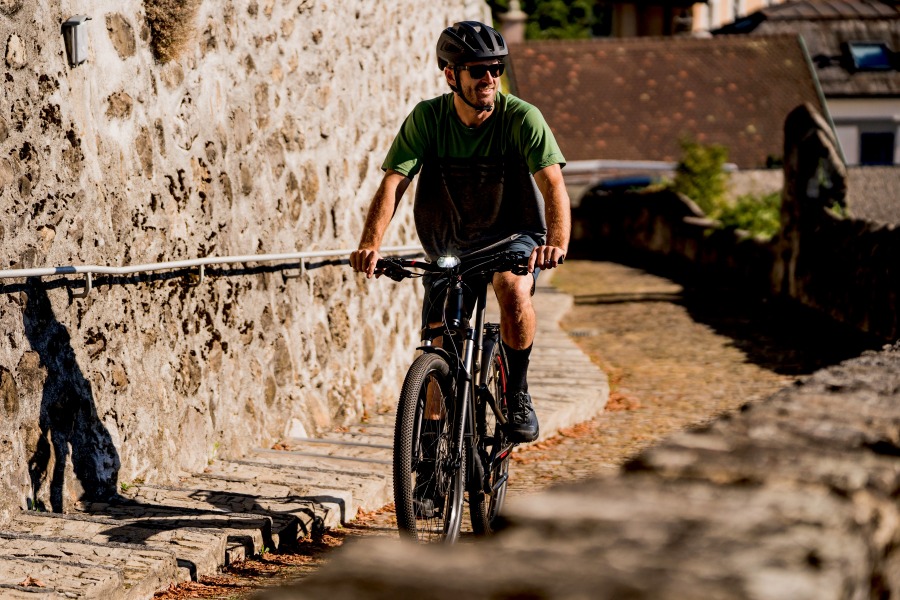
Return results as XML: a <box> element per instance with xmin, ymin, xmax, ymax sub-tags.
<box><xmin>376</xmin><ymin>248</ymin><xmax>530</xmax><ymax>543</ymax></box>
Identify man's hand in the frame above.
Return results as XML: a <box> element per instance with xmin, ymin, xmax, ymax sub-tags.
<box><xmin>528</xmin><ymin>245</ymin><xmax>566</xmax><ymax>272</ymax></box>
<box><xmin>350</xmin><ymin>248</ymin><xmax>382</xmax><ymax>279</ymax></box>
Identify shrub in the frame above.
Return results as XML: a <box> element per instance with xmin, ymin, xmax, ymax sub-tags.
<box><xmin>667</xmin><ymin>138</ymin><xmax>782</xmax><ymax>239</ymax></box>
<box><xmin>669</xmin><ymin>138</ymin><xmax>729</xmax><ymax>215</ymax></box>
<box><xmin>714</xmin><ymin>191</ymin><xmax>782</xmax><ymax>240</ymax></box>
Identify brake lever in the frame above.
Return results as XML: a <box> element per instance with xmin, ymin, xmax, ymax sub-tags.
<box><xmin>374</xmin><ymin>258</ymin><xmax>407</xmax><ymax>282</ymax></box>
<box><xmin>382</xmin><ymin>270</ymin><xmax>406</xmax><ymax>282</ymax></box>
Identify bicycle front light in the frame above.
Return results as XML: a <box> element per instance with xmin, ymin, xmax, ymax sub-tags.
<box><xmin>436</xmin><ymin>255</ymin><xmax>460</xmax><ymax>269</ymax></box>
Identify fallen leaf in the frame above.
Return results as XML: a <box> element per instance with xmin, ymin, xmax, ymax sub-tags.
<box><xmin>20</xmin><ymin>576</ymin><xmax>45</xmax><ymax>588</ymax></box>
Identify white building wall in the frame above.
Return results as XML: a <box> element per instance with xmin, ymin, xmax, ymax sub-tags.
<box><xmin>828</xmin><ymin>98</ymin><xmax>900</xmax><ymax>165</ymax></box>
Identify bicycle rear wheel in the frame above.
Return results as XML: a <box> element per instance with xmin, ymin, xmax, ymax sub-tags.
<box><xmin>393</xmin><ymin>352</ymin><xmax>465</xmax><ymax>543</ymax></box>
<box><xmin>470</xmin><ymin>341</ymin><xmax>511</xmax><ymax>535</ymax></box>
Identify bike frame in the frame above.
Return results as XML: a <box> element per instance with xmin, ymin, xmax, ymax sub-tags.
<box><xmin>378</xmin><ymin>249</ymin><xmax>527</xmax><ymax>539</ymax></box>
<box><xmin>418</xmin><ymin>274</ymin><xmax>510</xmax><ymax>497</ymax></box>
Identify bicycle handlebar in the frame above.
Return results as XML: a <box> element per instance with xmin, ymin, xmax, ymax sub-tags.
<box><xmin>375</xmin><ymin>250</ymin><xmax>531</xmax><ymax>282</ymax></box>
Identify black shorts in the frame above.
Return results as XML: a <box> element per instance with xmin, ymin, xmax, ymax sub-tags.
<box><xmin>420</xmin><ymin>235</ymin><xmax>541</xmax><ymax>329</ymax></box>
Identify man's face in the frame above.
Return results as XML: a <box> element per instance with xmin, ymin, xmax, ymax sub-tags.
<box><xmin>451</xmin><ymin>60</ymin><xmax>503</xmax><ymax>109</ymax></box>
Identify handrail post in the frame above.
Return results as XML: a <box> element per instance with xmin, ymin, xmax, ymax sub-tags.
<box><xmin>72</xmin><ymin>272</ymin><xmax>93</xmax><ymax>298</ymax></box>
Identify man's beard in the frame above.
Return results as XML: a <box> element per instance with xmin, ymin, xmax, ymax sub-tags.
<box><xmin>465</xmin><ymin>83</ymin><xmax>496</xmax><ymax>110</ymax></box>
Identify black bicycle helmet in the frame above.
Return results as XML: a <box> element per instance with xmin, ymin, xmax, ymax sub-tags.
<box><xmin>436</xmin><ymin>21</ymin><xmax>508</xmax><ymax>70</ymax></box>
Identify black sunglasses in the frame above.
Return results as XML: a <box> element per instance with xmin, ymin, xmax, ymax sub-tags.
<box><xmin>459</xmin><ymin>63</ymin><xmax>505</xmax><ymax>79</ymax></box>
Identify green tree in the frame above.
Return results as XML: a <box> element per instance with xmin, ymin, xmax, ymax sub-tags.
<box><xmin>488</xmin><ymin>0</ymin><xmax>600</xmax><ymax>40</ymax></box>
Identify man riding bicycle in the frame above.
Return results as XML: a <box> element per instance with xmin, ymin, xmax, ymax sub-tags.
<box><xmin>350</xmin><ymin>20</ymin><xmax>570</xmax><ymax>445</ymax></box>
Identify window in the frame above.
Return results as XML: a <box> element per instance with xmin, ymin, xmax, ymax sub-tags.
<box><xmin>859</xmin><ymin>131</ymin><xmax>895</xmax><ymax>165</ymax></box>
<box><xmin>845</xmin><ymin>42</ymin><xmax>893</xmax><ymax>71</ymax></box>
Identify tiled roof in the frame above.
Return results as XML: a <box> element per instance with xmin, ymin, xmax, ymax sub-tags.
<box><xmin>507</xmin><ymin>35</ymin><xmax>825</xmax><ymax>168</ymax></box>
<box><xmin>759</xmin><ymin>0</ymin><xmax>899</xmax><ymax>20</ymax></box>
<box><xmin>846</xmin><ymin>166</ymin><xmax>900</xmax><ymax>224</ymax></box>
<box><xmin>749</xmin><ymin>22</ymin><xmax>900</xmax><ymax>95</ymax></box>
<box><xmin>715</xmin><ymin>1</ymin><xmax>900</xmax><ymax>96</ymax></box>
<box><xmin>756</xmin><ymin>20</ymin><xmax>900</xmax><ymax>95</ymax></box>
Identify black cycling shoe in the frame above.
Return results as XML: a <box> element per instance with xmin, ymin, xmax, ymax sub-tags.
<box><xmin>507</xmin><ymin>391</ymin><xmax>539</xmax><ymax>443</ymax></box>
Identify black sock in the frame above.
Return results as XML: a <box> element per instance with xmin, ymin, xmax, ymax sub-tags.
<box><xmin>502</xmin><ymin>342</ymin><xmax>531</xmax><ymax>394</ymax></box>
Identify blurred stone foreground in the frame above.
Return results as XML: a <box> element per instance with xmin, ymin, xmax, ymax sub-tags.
<box><xmin>262</xmin><ymin>342</ymin><xmax>900</xmax><ymax>600</ymax></box>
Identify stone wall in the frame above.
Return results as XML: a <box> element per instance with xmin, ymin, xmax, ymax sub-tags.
<box><xmin>573</xmin><ymin>186</ymin><xmax>900</xmax><ymax>342</ymax></box>
<box><xmin>0</xmin><ymin>0</ymin><xmax>490</xmax><ymax>523</ymax></box>
<box><xmin>572</xmin><ymin>188</ymin><xmax>777</xmax><ymax>294</ymax></box>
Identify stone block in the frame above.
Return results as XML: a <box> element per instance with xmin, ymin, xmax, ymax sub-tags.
<box><xmin>6</xmin><ymin>512</ymin><xmax>227</xmax><ymax>581</ymax></box>
<box><xmin>0</xmin><ymin>533</ymin><xmax>181</xmax><ymax>600</ymax></box>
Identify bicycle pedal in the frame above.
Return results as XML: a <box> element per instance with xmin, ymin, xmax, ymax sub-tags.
<box><xmin>491</xmin><ymin>473</ymin><xmax>509</xmax><ymax>494</ymax></box>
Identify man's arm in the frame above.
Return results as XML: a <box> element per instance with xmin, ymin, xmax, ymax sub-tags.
<box><xmin>529</xmin><ymin>163</ymin><xmax>570</xmax><ymax>272</ymax></box>
<box><xmin>350</xmin><ymin>169</ymin><xmax>411</xmax><ymax>278</ymax></box>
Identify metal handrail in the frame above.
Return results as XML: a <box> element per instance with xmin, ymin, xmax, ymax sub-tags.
<box><xmin>0</xmin><ymin>244</ymin><xmax>424</xmax><ymax>297</ymax></box>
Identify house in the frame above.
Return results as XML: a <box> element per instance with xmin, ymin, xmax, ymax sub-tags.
<box><xmin>694</xmin><ymin>0</ymin><xmax>792</xmax><ymax>33</ymax></box>
<box><xmin>590</xmin><ymin>1</ymin><xmax>698</xmax><ymax>36</ymax></box>
<box><xmin>506</xmin><ymin>35</ymin><xmax>826</xmax><ymax>170</ymax></box>
<box><xmin>594</xmin><ymin>0</ymin><xmax>796</xmax><ymax>36</ymax></box>
<box><xmin>496</xmin><ymin>1</ymin><xmax>793</xmax><ymax>39</ymax></box>
<box><xmin>713</xmin><ymin>0</ymin><xmax>900</xmax><ymax>165</ymax></box>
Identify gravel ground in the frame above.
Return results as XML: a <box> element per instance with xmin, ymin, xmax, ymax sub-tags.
<box><xmin>155</xmin><ymin>260</ymin><xmax>878</xmax><ymax>599</ymax></box>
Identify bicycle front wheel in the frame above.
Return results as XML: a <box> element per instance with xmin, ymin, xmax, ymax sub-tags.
<box><xmin>393</xmin><ymin>352</ymin><xmax>465</xmax><ymax>543</ymax></box>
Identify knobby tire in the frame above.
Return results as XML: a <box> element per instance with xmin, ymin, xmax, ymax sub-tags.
<box><xmin>393</xmin><ymin>352</ymin><xmax>465</xmax><ymax>543</ymax></box>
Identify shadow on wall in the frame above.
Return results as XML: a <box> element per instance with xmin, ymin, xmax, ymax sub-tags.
<box><xmin>24</xmin><ymin>279</ymin><xmax>120</xmax><ymax>512</ymax></box>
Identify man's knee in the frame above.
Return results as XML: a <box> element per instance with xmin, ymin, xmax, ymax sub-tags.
<box><xmin>494</xmin><ymin>272</ymin><xmax>534</xmax><ymax>301</ymax></box>
<box><xmin>495</xmin><ymin>282</ymin><xmax>534</xmax><ymax>320</ymax></box>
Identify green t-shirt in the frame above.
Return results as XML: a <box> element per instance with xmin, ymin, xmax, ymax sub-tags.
<box><xmin>382</xmin><ymin>92</ymin><xmax>565</xmax><ymax>177</ymax></box>
<box><xmin>382</xmin><ymin>92</ymin><xmax>565</xmax><ymax>258</ymax></box>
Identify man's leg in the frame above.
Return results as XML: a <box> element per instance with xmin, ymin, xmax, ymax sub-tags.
<box><xmin>493</xmin><ymin>270</ymin><xmax>539</xmax><ymax>442</ymax></box>
<box><xmin>424</xmin><ymin>326</ymin><xmax>445</xmax><ymax>419</ymax></box>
